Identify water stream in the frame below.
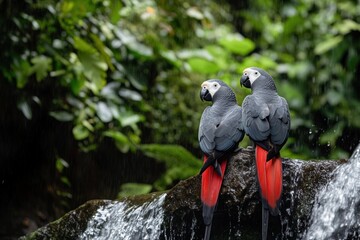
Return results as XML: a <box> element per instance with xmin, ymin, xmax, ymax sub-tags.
<box><xmin>303</xmin><ymin>145</ymin><xmax>360</xmax><ymax>240</ymax></box>
<box><xmin>80</xmin><ymin>193</ymin><xmax>166</xmax><ymax>240</ymax></box>
<box><xmin>48</xmin><ymin>145</ymin><xmax>360</xmax><ymax>239</ymax></box>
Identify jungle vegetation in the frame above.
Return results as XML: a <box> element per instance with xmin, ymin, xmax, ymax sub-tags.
<box><xmin>0</xmin><ymin>0</ymin><xmax>359</xmax><ymax>237</ymax></box>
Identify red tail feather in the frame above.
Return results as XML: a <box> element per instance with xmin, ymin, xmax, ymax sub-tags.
<box><xmin>256</xmin><ymin>146</ymin><xmax>282</xmax><ymax>213</ymax></box>
<box><xmin>201</xmin><ymin>156</ymin><xmax>227</xmax><ymax>240</ymax></box>
<box><xmin>201</xmin><ymin>155</ymin><xmax>227</xmax><ymax>207</ymax></box>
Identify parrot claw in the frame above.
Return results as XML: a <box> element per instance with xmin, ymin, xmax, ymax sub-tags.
<box><xmin>233</xmin><ymin>147</ymin><xmax>242</xmax><ymax>153</ymax></box>
<box><xmin>246</xmin><ymin>145</ymin><xmax>255</xmax><ymax>151</ymax></box>
<box><xmin>266</xmin><ymin>145</ymin><xmax>280</xmax><ymax>161</ymax></box>
<box><xmin>214</xmin><ymin>160</ymin><xmax>223</xmax><ymax>177</ymax></box>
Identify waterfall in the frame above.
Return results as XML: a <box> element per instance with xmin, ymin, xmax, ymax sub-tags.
<box><xmin>21</xmin><ymin>148</ymin><xmax>360</xmax><ymax>240</ymax></box>
<box><xmin>80</xmin><ymin>193</ymin><xmax>166</xmax><ymax>240</ymax></box>
<box><xmin>303</xmin><ymin>144</ymin><xmax>360</xmax><ymax>240</ymax></box>
<box><xmin>280</xmin><ymin>159</ymin><xmax>307</xmax><ymax>239</ymax></box>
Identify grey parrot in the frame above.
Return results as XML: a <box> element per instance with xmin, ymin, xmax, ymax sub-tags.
<box><xmin>199</xmin><ymin>79</ymin><xmax>245</xmax><ymax>240</ymax></box>
<box><xmin>240</xmin><ymin>67</ymin><xmax>290</xmax><ymax>240</ymax></box>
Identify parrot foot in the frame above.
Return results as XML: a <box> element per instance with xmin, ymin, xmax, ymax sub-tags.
<box><xmin>214</xmin><ymin>160</ymin><xmax>223</xmax><ymax>177</ymax></box>
<box><xmin>233</xmin><ymin>147</ymin><xmax>242</xmax><ymax>153</ymax></box>
<box><xmin>199</xmin><ymin>155</ymin><xmax>222</xmax><ymax>177</ymax></box>
<box><xmin>266</xmin><ymin>145</ymin><xmax>280</xmax><ymax>161</ymax></box>
<box><xmin>246</xmin><ymin>145</ymin><xmax>255</xmax><ymax>151</ymax></box>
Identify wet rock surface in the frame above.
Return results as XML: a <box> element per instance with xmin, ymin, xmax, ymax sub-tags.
<box><xmin>19</xmin><ymin>200</ymin><xmax>110</xmax><ymax>240</ymax></box>
<box><xmin>21</xmin><ymin>148</ymin><xmax>345</xmax><ymax>240</ymax></box>
<box><xmin>162</xmin><ymin>147</ymin><xmax>344</xmax><ymax>239</ymax></box>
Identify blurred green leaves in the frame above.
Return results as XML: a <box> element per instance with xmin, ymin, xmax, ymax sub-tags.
<box><xmin>117</xmin><ymin>183</ymin><xmax>153</xmax><ymax>198</ymax></box>
<box><xmin>2</xmin><ymin>0</ymin><xmax>360</xmax><ymax>203</ymax></box>
<box><xmin>187</xmin><ymin>58</ymin><xmax>220</xmax><ymax>74</ymax></box>
<box><xmin>237</xmin><ymin>0</ymin><xmax>360</xmax><ymax>159</ymax></box>
<box><xmin>314</xmin><ymin>36</ymin><xmax>343</xmax><ymax>55</ymax></box>
<box><xmin>73</xmin><ymin>124</ymin><xmax>89</xmax><ymax>140</ymax></box>
<box><xmin>49</xmin><ymin>111</ymin><xmax>74</xmax><ymax>121</ymax></box>
<box><xmin>30</xmin><ymin>55</ymin><xmax>52</xmax><ymax>81</ymax></box>
<box><xmin>74</xmin><ymin>37</ymin><xmax>107</xmax><ymax>94</ymax></box>
<box><xmin>218</xmin><ymin>34</ymin><xmax>255</xmax><ymax>56</ymax></box>
<box><xmin>17</xmin><ymin>99</ymin><xmax>32</xmax><ymax>120</ymax></box>
<box><xmin>141</xmin><ymin>144</ymin><xmax>202</xmax><ymax>190</ymax></box>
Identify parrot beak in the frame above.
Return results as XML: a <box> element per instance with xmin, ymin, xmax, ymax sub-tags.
<box><xmin>240</xmin><ymin>75</ymin><xmax>251</xmax><ymax>88</ymax></box>
<box><xmin>200</xmin><ymin>87</ymin><xmax>212</xmax><ymax>101</ymax></box>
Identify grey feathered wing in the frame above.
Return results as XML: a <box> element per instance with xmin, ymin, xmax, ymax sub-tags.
<box><xmin>198</xmin><ymin>105</ymin><xmax>244</xmax><ymax>175</ymax></box>
<box><xmin>198</xmin><ymin>106</ymin><xmax>215</xmax><ymax>156</ymax></box>
<box><xmin>199</xmin><ymin>104</ymin><xmax>244</xmax><ymax>240</ymax></box>
<box><xmin>214</xmin><ymin>105</ymin><xmax>244</xmax><ymax>152</ymax></box>
<box><xmin>269</xmin><ymin>97</ymin><xmax>290</xmax><ymax>147</ymax></box>
<box><xmin>242</xmin><ymin>95</ymin><xmax>270</xmax><ymax>144</ymax></box>
<box><xmin>242</xmin><ymin>94</ymin><xmax>289</xmax><ymax>240</ymax></box>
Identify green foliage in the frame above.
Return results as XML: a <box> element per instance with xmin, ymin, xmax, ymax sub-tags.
<box><xmin>55</xmin><ymin>156</ymin><xmax>72</xmax><ymax>208</ymax></box>
<box><xmin>237</xmin><ymin>0</ymin><xmax>360</xmax><ymax>159</ymax></box>
<box><xmin>218</xmin><ymin>34</ymin><xmax>255</xmax><ymax>56</ymax></box>
<box><xmin>117</xmin><ymin>183</ymin><xmax>153</xmax><ymax>198</ymax></box>
<box><xmin>141</xmin><ymin>144</ymin><xmax>202</xmax><ymax>190</ymax></box>
<box><xmin>2</xmin><ymin>0</ymin><xmax>147</xmax><ymax>152</ymax></box>
<box><xmin>1</xmin><ymin>0</ymin><xmax>359</xmax><ymax>203</ymax></box>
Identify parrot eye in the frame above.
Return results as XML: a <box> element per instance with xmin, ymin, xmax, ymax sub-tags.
<box><xmin>244</xmin><ymin>72</ymin><xmax>248</xmax><ymax>76</ymax></box>
<box><xmin>255</xmin><ymin>72</ymin><xmax>258</xmax><ymax>75</ymax></box>
<box><xmin>214</xmin><ymin>84</ymin><xmax>218</xmax><ymax>87</ymax></box>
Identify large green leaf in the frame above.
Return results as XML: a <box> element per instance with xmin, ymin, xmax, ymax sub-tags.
<box><xmin>72</xmin><ymin>124</ymin><xmax>89</xmax><ymax>140</ymax></box>
<box><xmin>335</xmin><ymin>19</ymin><xmax>360</xmax><ymax>35</ymax></box>
<box><xmin>218</xmin><ymin>34</ymin><xmax>255</xmax><ymax>56</ymax></box>
<box><xmin>186</xmin><ymin>7</ymin><xmax>204</xmax><ymax>20</ymax></box>
<box><xmin>49</xmin><ymin>111</ymin><xmax>74</xmax><ymax>121</ymax></box>
<box><xmin>160</xmin><ymin>50</ymin><xmax>181</xmax><ymax>67</ymax></box>
<box><xmin>90</xmin><ymin>33</ymin><xmax>114</xmax><ymax>71</ymax></box>
<box><xmin>17</xmin><ymin>99</ymin><xmax>32</xmax><ymax>120</ymax></box>
<box><xmin>114</xmin><ymin>29</ymin><xmax>153</xmax><ymax>58</ymax></box>
<box><xmin>117</xmin><ymin>183</ymin><xmax>152</xmax><ymax>198</ymax></box>
<box><xmin>141</xmin><ymin>144</ymin><xmax>202</xmax><ymax>190</ymax></box>
<box><xmin>236</xmin><ymin>54</ymin><xmax>277</xmax><ymax>73</ymax></box>
<box><xmin>103</xmin><ymin>130</ymin><xmax>131</xmax><ymax>153</ymax></box>
<box><xmin>96</xmin><ymin>102</ymin><xmax>113</xmax><ymax>122</ymax></box>
<box><xmin>187</xmin><ymin>58</ymin><xmax>220</xmax><ymax>74</ymax></box>
<box><xmin>315</xmin><ymin>36</ymin><xmax>343</xmax><ymax>55</ymax></box>
<box><xmin>326</xmin><ymin>89</ymin><xmax>343</xmax><ymax>106</ymax></box>
<box><xmin>30</xmin><ymin>55</ymin><xmax>52</xmax><ymax>82</ymax></box>
<box><xmin>118</xmin><ymin>89</ymin><xmax>142</xmax><ymax>101</ymax></box>
<box><xmin>74</xmin><ymin>37</ymin><xmax>107</xmax><ymax>93</ymax></box>
<box><xmin>109</xmin><ymin>0</ymin><xmax>122</xmax><ymax>23</ymax></box>
<box><xmin>119</xmin><ymin>113</ymin><xmax>143</xmax><ymax>127</ymax></box>
<box><xmin>177</xmin><ymin>49</ymin><xmax>213</xmax><ymax>60</ymax></box>
<box><xmin>12</xmin><ymin>59</ymin><xmax>31</xmax><ymax>88</ymax></box>
<box><xmin>205</xmin><ymin>45</ymin><xmax>230</xmax><ymax>69</ymax></box>
<box><xmin>141</xmin><ymin>144</ymin><xmax>201</xmax><ymax>167</ymax></box>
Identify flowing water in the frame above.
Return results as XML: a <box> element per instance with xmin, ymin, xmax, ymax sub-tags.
<box><xmin>60</xmin><ymin>145</ymin><xmax>360</xmax><ymax>240</ymax></box>
<box><xmin>303</xmin><ymin>145</ymin><xmax>360</xmax><ymax>240</ymax></box>
<box><xmin>280</xmin><ymin>159</ymin><xmax>307</xmax><ymax>239</ymax></box>
<box><xmin>80</xmin><ymin>193</ymin><xmax>166</xmax><ymax>240</ymax></box>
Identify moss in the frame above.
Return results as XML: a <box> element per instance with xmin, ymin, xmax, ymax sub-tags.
<box><xmin>20</xmin><ymin>200</ymin><xmax>111</xmax><ymax>240</ymax></box>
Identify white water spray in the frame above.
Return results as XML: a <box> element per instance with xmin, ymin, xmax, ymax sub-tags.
<box><xmin>80</xmin><ymin>193</ymin><xmax>166</xmax><ymax>240</ymax></box>
<box><xmin>303</xmin><ymin>144</ymin><xmax>360</xmax><ymax>240</ymax></box>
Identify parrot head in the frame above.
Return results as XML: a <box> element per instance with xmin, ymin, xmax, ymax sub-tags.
<box><xmin>200</xmin><ymin>79</ymin><xmax>228</xmax><ymax>102</ymax></box>
<box><xmin>240</xmin><ymin>67</ymin><xmax>275</xmax><ymax>90</ymax></box>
